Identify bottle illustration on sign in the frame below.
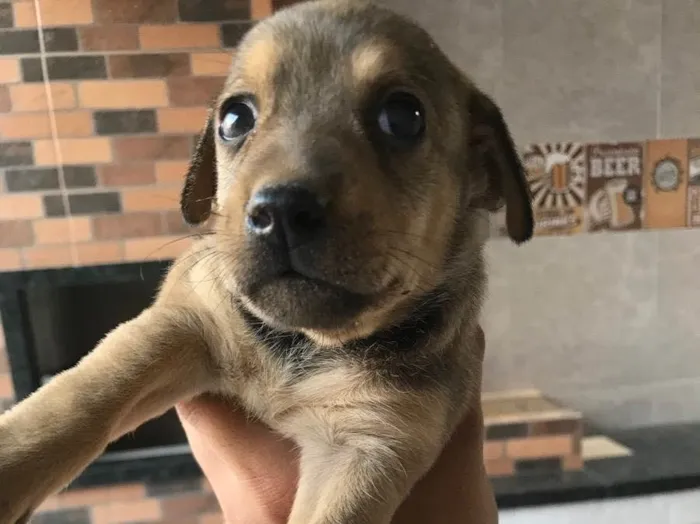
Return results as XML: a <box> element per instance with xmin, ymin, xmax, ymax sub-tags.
<box><xmin>586</xmin><ymin>142</ymin><xmax>644</xmax><ymax>232</ymax></box>
<box><xmin>522</xmin><ymin>142</ymin><xmax>587</xmax><ymax>235</ymax></box>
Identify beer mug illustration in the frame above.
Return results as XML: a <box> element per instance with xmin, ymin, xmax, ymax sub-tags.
<box><xmin>590</xmin><ymin>179</ymin><xmax>636</xmax><ymax>229</ymax></box>
<box><xmin>550</xmin><ymin>161</ymin><xmax>570</xmax><ymax>192</ymax></box>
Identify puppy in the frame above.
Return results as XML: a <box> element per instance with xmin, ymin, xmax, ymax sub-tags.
<box><xmin>0</xmin><ymin>1</ymin><xmax>533</xmax><ymax>522</ymax></box>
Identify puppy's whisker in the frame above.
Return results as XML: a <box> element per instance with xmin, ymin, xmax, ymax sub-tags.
<box><xmin>370</xmin><ymin>229</ymin><xmax>429</xmax><ymax>241</ymax></box>
<box><xmin>138</xmin><ymin>233</ymin><xmax>206</xmax><ymax>263</ymax></box>
<box><xmin>386</xmin><ymin>246</ymin><xmax>441</xmax><ymax>273</ymax></box>
<box><xmin>383</xmin><ymin>254</ymin><xmax>434</xmax><ymax>297</ymax></box>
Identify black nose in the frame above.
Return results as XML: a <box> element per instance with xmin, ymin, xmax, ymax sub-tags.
<box><xmin>246</xmin><ymin>185</ymin><xmax>327</xmax><ymax>248</ymax></box>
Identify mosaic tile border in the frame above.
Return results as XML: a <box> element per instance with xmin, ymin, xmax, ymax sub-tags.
<box><xmin>490</xmin><ymin>138</ymin><xmax>700</xmax><ymax>238</ymax></box>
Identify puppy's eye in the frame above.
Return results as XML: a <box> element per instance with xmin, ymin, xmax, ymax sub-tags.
<box><xmin>377</xmin><ymin>92</ymin><xmax>425</xmax><ymax>142</ymax></box>
<box><xmin>219</xmin><ymin>99</ymin><xmax>256</xmax><ymax>141</ymax></box>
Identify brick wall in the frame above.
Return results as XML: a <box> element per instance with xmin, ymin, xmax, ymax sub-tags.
<box><xmin>36</xmin><ymin>478</ymin><xmax>222</xmax><ymax>524</ymax></box>
<box><xmin>0</xmin><ymin>2</ymin><xmax>293</xmax><ymax>521</ymax></box>
<box><xmin>0</xmin><ymin>0</ymin><xmax>297</xmax><ymax>271</ymax></box>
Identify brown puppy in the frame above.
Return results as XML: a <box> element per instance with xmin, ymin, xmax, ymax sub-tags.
<box><xmin>0</xmin><ymin>1</ymin><xmax>533</xmax><ymax>522</ymax></box>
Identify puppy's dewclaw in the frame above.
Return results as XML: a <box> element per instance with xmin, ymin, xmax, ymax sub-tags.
<box><xmin>0</xmin><ymin>1</ymin><xmax>533</xmax><ymax>522</ymax></box>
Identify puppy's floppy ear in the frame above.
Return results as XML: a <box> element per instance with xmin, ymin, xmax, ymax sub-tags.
<box><xmin>181</xmin><ymin>112</ymin><xmax>217</xmax><ymax>225</ymax></box>
<box><xmin>468</xmin><ymin>89</ymin><xmax>534</xmax><ymax>244</ymax></box>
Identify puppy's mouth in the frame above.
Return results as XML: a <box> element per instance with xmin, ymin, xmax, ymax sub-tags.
<box><xmin>241</xmin><ymin>261</ymin><xmax>399</xmax><ymax>332</ymax></box>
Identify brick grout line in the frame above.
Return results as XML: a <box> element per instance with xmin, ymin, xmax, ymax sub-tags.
<box><xmin>33</xmin><ymin>0</ymin><xmax>79</xmax><ymax>267</ymax></box>
<box><xmin>0</xmin><ymin>47</ymin><xmax>241</xmax><ymax>59</ymax></box>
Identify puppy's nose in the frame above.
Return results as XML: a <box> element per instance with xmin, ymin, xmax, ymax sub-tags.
<box><xmin>246</xmin><ymin>185</ymin><xmax>327</xmax><ymax>248</ymax></box>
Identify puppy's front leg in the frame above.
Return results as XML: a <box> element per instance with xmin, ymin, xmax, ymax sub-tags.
<box><xmin>286</xmin><ymin>404</ymin><xmax>448</xmax><ymax>524</ymax></box>
<box><xmin>0</xmin><ymin>306</ymin><xmax>214</xmax><ymax>523</ymax></box>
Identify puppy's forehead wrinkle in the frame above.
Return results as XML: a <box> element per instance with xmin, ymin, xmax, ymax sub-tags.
<box><xmin>237</xmin><ymin>1</ymin><xmax>447</xmax><ymax>106</ymax></box>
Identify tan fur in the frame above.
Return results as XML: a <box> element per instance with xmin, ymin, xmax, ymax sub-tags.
<box><xmin>350</xmin><ymin>40</ymin><xmax>399</xmax><ymax>87</ymax></box>
<box><xmin>0</xmin><ymin>1</ymin><xmax>533</xmax><ymax>523</ymax></box>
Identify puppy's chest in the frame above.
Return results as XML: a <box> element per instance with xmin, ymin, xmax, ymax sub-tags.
<box><xmin>235</xmin><ymin>356</ymin><xmax>375</xmax><ymax>427</ymax></box>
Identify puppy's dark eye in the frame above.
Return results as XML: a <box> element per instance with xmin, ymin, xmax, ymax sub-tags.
<box><xmin>219</xmin><ymin>99</ymin><xmax>256</xmax><ymax>141</ymax></box>
<box><xmin>377</xmin><ymin>92</ymin><xmax>425</xmax><ymax>142</ymax></box>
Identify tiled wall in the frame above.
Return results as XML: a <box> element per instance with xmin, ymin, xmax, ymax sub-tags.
<box><xmin>0</xmin><ymin>0</ymin><xmax>292</xmax><ymax>271</ymax></box>
<box><xmin>34</xmin><ymin>478</ymin><xmax>221</xmax><ymax>524</ymax></box>
<box><xmin>384</xmin><ymin>0</ymin><xmax>700</xmax><ymax>429</ymax></box>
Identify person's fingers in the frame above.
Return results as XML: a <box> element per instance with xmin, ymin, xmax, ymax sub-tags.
<box><xmin>176</xmin><ymin>395</ymin><xmax>299</xmax><ymax>524</ymax></box>
<box><xmin>177</xmin><ymin>394</ymin><xmax>299</xmax><ymax>476</ymax></box>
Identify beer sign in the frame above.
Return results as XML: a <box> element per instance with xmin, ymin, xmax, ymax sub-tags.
<box><xmin>523</xmin><ymin>142</ymin><xmax>587</xmax><ymax>236</ymax></box>
<box><xmin>643</xmin><ymin>139</ymin><xmax>688</xmax><ymax>229</ymax></box>
<box><xmin>586</xmin><ymin>142</ymin><xmax>644</xmax><ymax>232</ymax></box>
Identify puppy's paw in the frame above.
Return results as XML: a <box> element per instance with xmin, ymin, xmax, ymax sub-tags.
<box><xmin>0</xmin><ymin>427</ymin><xmax>42</xmax><ymax>524</ymax></box>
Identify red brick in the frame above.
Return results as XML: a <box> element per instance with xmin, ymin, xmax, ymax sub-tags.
<box><xmin>99</xmin><ymin>163</ymin><xmax>156</xmax><ymax>186</ymax></box>
<box><xmin>164</xmin><ymin>210</ymin><xmax>190</xmax><ymax>235</ymax></box>
<box><xmin>93</xmin><ymin>0</ymin><xmax>177</xmax><ymax>23</ymax></box>
<box><xmin>161</xmin><ymin>492</ymin><xmax>219</xmax><ymax>518</ymax></box>
<box><xmin>0</xmin><ymin>220</ymin><xmax>34</xmax><ymax>247</ymax></box>
<box><xmin>139</xmin><ymin>24</ymin><xmax>220</xmax><ymax>50</ymax></box>
<box><xmin>93</xmin><ymin>212</ymin><xmax>163</xmax><ymax>240</ymax></box>
<box><xmin>506</xmin><ymin>435</ymin><xmax>573</xmax><ymax>460</ymax></box>
<box><xmin>113</xmin><ymin>136</ymin><xmax>192</xmax><ymax>162</ymax></box>
<box><xmin>155</xmin><ymin>161</ymin><xmax>189</xmax><ymax>184</ymax></box>
<box><xmin>75</xmin><ymin>242</ymin><xmax>123</xmax><ymax>265</ymax></box>
<box><xmin>33</xmin><ymin>218</ymin><xmax>92</xmax><ymax>245</ymax></box>
<box><xmin>121</xmin><ymin>186</ymin><xmax>181</xmax><ymax>211</ymax></box>
<box><xmin>0</xmin><ymin>249</ymin><xmax>22</xmax><ymax>270</ymax></box>
<box><xmin>168</xmin><ymin>77</ymin><xmax>225</xmax><ymax>107</ymax></box>
<box><xmin>80</xmin><ymin>25</ymin><xmax>140</xmax><ymax>51</ymax></box>
<box><xmin>92</xmin><ymin>499</ymin><xmax>161</xmax><ymax>524</ymax></box>
<box><xmin>484</xmin><ymin>458</ymin><xmax>514</xmax><ymax>477</ymax></box>
<box><xmin>0</xmin><ymin>86</ymin><xmax>10</xmax><ymax>112</ymax></box>
<box><xmin>36</xmin><ymin>0</ymin><xmax>93</xmax><ymax>25</ymax></box>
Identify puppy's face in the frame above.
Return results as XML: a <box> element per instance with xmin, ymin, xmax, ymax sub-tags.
<box><xmin>182</xmin><ymin>0</ymin><xmax>532</xmax><ymax>341</ymax></box>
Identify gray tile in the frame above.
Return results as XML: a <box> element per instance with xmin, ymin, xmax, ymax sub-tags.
<box><xmin>483</xmin><ymin>231</ymin><xmax>664</xmax><ymax>393</ymax></box>
<box><xmin>0</xmin><ymin>29</ymin><xmax>39</xmax><ymax>54</ymax></box>
<box><xmin>5</xmin><ymin>168</ymin><xmax>59</xmax><ymax>192</ymax></box>
<box><xmin>221</xmin><ymin>22</ymin><xmax>254</xmax><ymax>48</ymax></box>
<box><xmin>94</xmin><ymin>110</ymin><xmax>157</xmax><ymax>135</ymax></box>
<box><xmin>43</xmin><ymin>195</ymin><xmax>66</xmax><ymax>217</ymax></box>
<box><xmin>6</xmin><ymin>167</ymin><xmax>96</xmax><ymax>191</ymax></box>
<box><xmin>63</xmin><ymin>166</ymin><xmax>97</xmax><ymax>188</ymax></box>
<box><xmin>25</xmin><ymin>56</ymin><xmax>108</xmax><ymax>81</ymax></box>
<box><xmin>550</xmin><ymin>379</ymin><xmax>700</xmax><ymax>429</ymax></box>
<box><xmin>659</xmin><ymin>0</ymin><xmax>700</xmax><ymax>138</ymax></box>
<box><xmin>380</xmin><ymin>0</ymin><xmax>503</xmax><ymax>93</ymax></box>
<box><xmin>656</xmin><ymin>229</ymin><xmax>700</xmax><ymax>378</ymax></box>
<box><xmin>32</xmin><ymin>508</ymin><xmax>91</xmax><ymax>524</ymax></box>
<box><xmin>500</xmin><ymin>0</ymin><xmax>662</xmax><ymax>144</ymax></box>
<box><xmin>19</xmin><ymin>57</ymin><xmax>42</xmax><ymax>82</ymax></box>
<box><xmin>178</xmin><ymin>0</ymin><xmax>249</xmax><ymax>22</ymax></box>
<box><xmin>43</xmin><ymin>192</ymin><xmax>122</xmax><ymax>216</ymax></box>
<box><xmin>67</xmin><ymin>192</ymin><xmax>121</xmax><ymax>215</ymax></box>
<box><xmin>0</xmin><ymin>142</ymin><xmax>33</xmax><ymax>167</ymax></box>
<box><xmin>22</xmin><ymin>56</ymin><xmax>107</xmax><ymax>82</ymax></box>
<box><xmin>42</xmin><ymin>28</ymin><xmax>79</xmax><ymax>52</ymax></box>
<box><xmin>0</xmin><ymin>3</ymin><xmax>13</xmax><ymax>28</ymax></box>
